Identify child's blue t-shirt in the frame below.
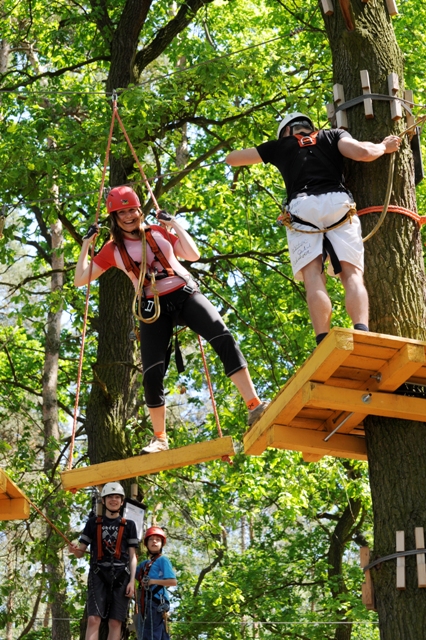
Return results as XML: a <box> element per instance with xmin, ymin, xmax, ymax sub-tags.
<box><xmin>137</xmin><ymin>555</ymin><xmax>176</xmax><ymax>602</ymax></box>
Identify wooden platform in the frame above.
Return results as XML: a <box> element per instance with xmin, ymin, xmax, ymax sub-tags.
<box><xmin>244</xmin><ymin>328</ymin><xmax>426</xmax><ymax>462</ymax></box>
<box><xmin>0</xmin><ymin>470</ymin><xmax>30</xmax><ymax>520</ymax></box>
<box><xmin>61</xmin><ymin>436</ymin><xmax>235</xmax><ymax>492</ymax></box>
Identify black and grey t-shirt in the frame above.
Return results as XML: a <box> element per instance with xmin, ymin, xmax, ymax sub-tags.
<box><xmin>256</xmin><ymin>128</ymin><xmax>352</xmax><ymax>202</ymax></box>
<box><xmin>80</xmin><ymin>515</ymin><xmax>138</xmax><ymax>567</ymax></box>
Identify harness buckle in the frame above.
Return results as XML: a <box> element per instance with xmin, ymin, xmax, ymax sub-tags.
<box><xmin>299</xmin><ymin>135</ymin><xmax>316</xmax><ymax>147</ymax></box>
<box><xmin>182</xmin><ymin>284</ymin><xmax>194</xmax><ymax>294</ymax></box>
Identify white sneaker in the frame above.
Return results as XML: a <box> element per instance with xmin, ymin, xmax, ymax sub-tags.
<box><xmin>140</xmin><ymin>436</ymin><xmax>169</xmax><ymax>455</ymax></box>
<box><xmin>247</xmin><ymin>401</ymin><xmax>269</xmax><ymax>427</ymax></box>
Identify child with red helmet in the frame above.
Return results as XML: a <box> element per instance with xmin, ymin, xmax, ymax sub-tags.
<box><xmin>135</xmin><ymin>526</ymin><xmax>176</xmax><ymax>640</ymax></box>
<box><xmin>75</xmin><ymin>186</ymin><xmax>267</xmax><ymax>454</ymax></box>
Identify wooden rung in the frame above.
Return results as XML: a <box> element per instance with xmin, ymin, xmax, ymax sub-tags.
<box><xmin>61</xmin><ymin>437</ymin><xmax>235</xmax><ymax>491</ymax></box>
<box><xmin>321</xmin><ymin>0</ymin><xmax>334</xmax><ymax>15</ymax></box>
<box><xmin>396</xmin><ymin>530</ymin><xmax>406</xmax><ymax>590</ymax></box>
<box><xmin>360</xmin><ymin>547</ymin><xmax>375</xmax><ymax>609</ymax></box>
<box><xmin>415</xmin><ymin>527</ymin><xmax>426</xmax><ymax>588</ymax></box>
<box><xmin>360</xmin><ymin>70</ymin><xmax>374</xmax><ymax>119</ymax></box>
<box><xmin>385</xmin><ymin>0</ymin><xmax>398</xmax><ymax>16</ymax></box>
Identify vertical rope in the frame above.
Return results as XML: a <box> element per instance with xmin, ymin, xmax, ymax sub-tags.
<box><xmin>67</xmin><ymin>99</ymin><xmax>118</xmax><ymax>470</ymax></box>
<box><xmin>197</xmin><ymin>335</ymin><xmax>232</xmax><ymax>464</ymax></box>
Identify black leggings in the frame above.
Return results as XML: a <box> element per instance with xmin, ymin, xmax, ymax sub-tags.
<box><xmin>140</xmin><ymin>289</ymin><xmax>247</xmax><ymax>408</ymax></box>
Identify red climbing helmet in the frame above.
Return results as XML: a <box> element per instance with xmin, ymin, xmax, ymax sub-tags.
<box><xmin>106</xmin><ymin>186</ymin><xmax>141</xmax><ymax>213</ymax></box>
<box><xmin>144</xmin><ymin>526</ymin><xmax>167</xmax><ymax>546</ymax></box>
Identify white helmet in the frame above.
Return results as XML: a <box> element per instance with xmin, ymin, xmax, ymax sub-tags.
<box><xmin>101</xmin><ymin>482</ymin><xmax>125</xmax><ymax>498</ymax></box>
<box><xmin>277</xmin><ymin>112</ymin><xmax>314</xmax><ymax>139</ymax></box>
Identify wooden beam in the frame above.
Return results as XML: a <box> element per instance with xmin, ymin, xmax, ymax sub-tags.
<box><xmin>305</xmin><ymin>382</ymin><xmax>426</xmax><ymax>422</ymax></box>
<box><xmin>369</xmin><ymin>343</ymin><xmax>425</xmax><ymax>392</ymax></box>
<box><xmin>266</xmin><ymin>424</ymin><xmax>367</xmax><ymax>460</ymax></box>
<box><xmin>61</xmin><ymin>437</ymin><xmax>235</xmax><ymax>491</ymax></box>
<box><xmin>396</xmin><ymin>530</ymin><xmax>406</xmax><ymax>590</ymax></box>
<box><xmin>415</xmin><ymin>527</ymin><xmax>426</xmax><ymax>588</ymax></box>
<box><xmin>385</xmin><ymin>0</ymin><xmax>398</xmax><ymax>16</ymax></box>
<box><xmin>302</xmin><ymin>453</ymin><xmax>324</xmax><ymax>462</ymax></box>
<box><xmin>0</xmin><ymin>498</ymin><xmax>30</xmax><ymax>521</ymax></box>
<box><xmin>360</xmin><ymin>70</ymin><xmax>374</xmax><ymax>118</ymax></box>
<box><xmin>0</xmin><ymin>471</ymin><xmax>7</xmax><ymax>494</ymax></box>
<box><xmin>323</xmin><ymin>341</ymin><xmax>425</xmax><ymax>435</ymax></box>
<box><xmin>244</xmin><ymin>330</ymin><xmax>353</xmax><ymax>455</ymax></box>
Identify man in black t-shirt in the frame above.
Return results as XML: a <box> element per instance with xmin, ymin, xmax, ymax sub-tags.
<box><xmin>226</xmin><ymin>113</ymin><xmax>400</xmax><ymax>344</ymax></box>
<box><xmin>69</xmin><ymin>482</ymin><xmax>138</xmax><ymax>640</ymax></box>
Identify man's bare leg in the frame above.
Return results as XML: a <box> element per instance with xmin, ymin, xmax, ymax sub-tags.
<box><xmin>300</xmin><ymin>256</ymin><xmax>332</xmax><ymax>337</ymax></box>
<box><xmin>339</xmin><ymin>261</ymin><xmax>369</xmax><ymax>327</ymax></box>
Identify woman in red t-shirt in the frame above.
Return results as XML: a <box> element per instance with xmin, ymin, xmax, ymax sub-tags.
<box><xmin>75</xmin><ymin>186</ymin><xmax>267</xmax><ymax>454</ymax></box>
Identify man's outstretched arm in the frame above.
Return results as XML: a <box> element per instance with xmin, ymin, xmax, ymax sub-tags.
<box><xmin>225</xmin><ymin>148</ymin><xmax>263</xmax><ymax>166</ymax></box>
<box><xmin>338</xmin><ymin>135</ymin><xmax>400</xmax><ymax>162</ymax></box>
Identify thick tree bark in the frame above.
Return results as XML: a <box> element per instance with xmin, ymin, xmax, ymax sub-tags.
<box><xmin>321</xmin><ymin>1</ymin><xmax>426</xmax><ymax>637</ymax></box>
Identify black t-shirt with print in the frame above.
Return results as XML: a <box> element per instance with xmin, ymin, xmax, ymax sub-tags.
<box><xmin>79</xmin><ymin>515</ymin><xmax>138</xmax><ymax>567</ymax></box>
<box><xmin>256</xmin><ymin>128</ymin><xmax>352</xmax><ymax>202</ymax></box>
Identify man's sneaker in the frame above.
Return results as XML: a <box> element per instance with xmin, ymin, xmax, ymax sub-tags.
<box><xmin>247</xmin><ymin>401</ymin><xmax>269</xmax><ymax>427</ymax></box>
<box><xmin>140</xmin><ymin>436</ymin><xmax>169</xmax><ymax>455</ymax></box>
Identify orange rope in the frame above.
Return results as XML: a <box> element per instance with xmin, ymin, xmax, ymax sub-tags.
<box><xmin>358</xmin><ymin>205</ymin><xmax>426</xmax><ymax>227</ymax></box>
<box><xmin>68</xmin><ymin>100</ymin><xmax>118</xmax><ymax>470</ymax></box>
<box><xmin>114</xmin><ymin>107</ymin><xmax>160</xmax><ymax>212</ymax></box>
<box><xmin>197</xmin><ymin>335</ymin><xmax>232</xmax><ymax>464</ymax></box>
<box><xmin>27</xmin><ymin>495</ymin><xmax>73</xmax><ymax>547</ymax></box>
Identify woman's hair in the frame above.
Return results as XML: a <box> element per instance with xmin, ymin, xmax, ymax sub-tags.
<box><xmin>109</xmin><ymin>209</ymin><xmax>145</xmax><ymax>247</ymax></box>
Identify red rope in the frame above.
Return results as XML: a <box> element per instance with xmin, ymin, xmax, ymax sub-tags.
<box><xmin>358</xmin><ymin>205</ymin><xmax>426</xmax><ymax>227</ymax></box>
<box><xmin>68</xmin><ymin>100</ymin><xmax>118</xmax><ymax>470</ymax></box>
<box><xmin>197</xmin><ymin>335</ymin><xmax>232</xmax><ymax>464</ymax></box>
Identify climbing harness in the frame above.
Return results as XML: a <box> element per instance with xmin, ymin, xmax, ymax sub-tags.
<box><xmin>92</xmin><ymin>515</ymin><xmax>131</xmax><ymax>619</ymax></box>
<box><xmin>277</xmin><ymin>114</ymin><xmax>426</xmax><ymax>255</ymax></box>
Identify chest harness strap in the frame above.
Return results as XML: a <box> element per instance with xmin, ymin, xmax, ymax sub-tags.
<box><xmin>96</xmin><ymin>516</ymin><xmax>127</xmax><ymax>561</ymax></box>
<box><xmin>116</xmin><ymin>228</ymin><xmax>174</xmax><ymax>284</ymax></box>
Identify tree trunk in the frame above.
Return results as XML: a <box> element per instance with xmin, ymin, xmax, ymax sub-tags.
<box><xmin>321</xmin><ymin>1</ymin><xmax>426</xmax><ymax>637</ymax></box>
<box><xmin>42</xmin><ymin>216</ymin><xmax>71</xmax><ymax>640</ymax></box>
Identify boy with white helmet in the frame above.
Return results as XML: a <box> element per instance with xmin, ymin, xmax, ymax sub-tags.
<box><xmin>69</xmin><ymin>482</ymin><xmax>138</xmax><ymax>640</ymax></box>
<box><xmin>226</xmin><ymin>114</ymin><xmax>400</xmax><ymax>344</ymax></box>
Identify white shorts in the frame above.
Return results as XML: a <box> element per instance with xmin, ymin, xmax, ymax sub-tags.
<box><xmin>286</xmin><ymin>192</ymin><xmax>363</xmax><ymax>281</ymax></box>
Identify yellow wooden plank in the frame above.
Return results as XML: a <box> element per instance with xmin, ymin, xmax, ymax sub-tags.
<box><xmin>302</xmin><ymin>453</ymin><xmax>324</xmax><ymax>462</ymax></box>
<box><xmin>266</xmin><ymin>424</ymin><xmax>367</xmax><ymax>460</ymax></box>
<box><xmin>352</xmin><ymin>329</ymin><xmax>426</xmax><ymax>350</ymax></box>
<box><xmin>0</xmin><ymin>471</ymin><xmax>7</xmax><ymax>494</ymax></box>
<box><xmin>342</xmin><ymin>354</ymin><xmax>387</xmax><ymax>371</ymax></box>
<box><xmin>322</xmin><ymin>344</ymin><xmax>425</xmax><ymax>435</ymax></box>
<box><xmin>353</xmin><ymin>343</ymin><xmax>399</xmax><ymax>360</ymax></box>
<box><xmin>0</xmin><ymin>498</ymin><xmax>30</xmax><ymax>521</ymax></box>
<box><xmin>368</xmin><ymin>344</ymin><xmax>425</xmax><ymax>392</ymax></box>
<box><xmin>305</xmin><ymin>382</ymin><xmax>426</xmax><ymax>422</ymax></box>
<box><xmin>61</xmin><ymin>437</ymin><xmax>235</xmax><ymax>491</ymax></box>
